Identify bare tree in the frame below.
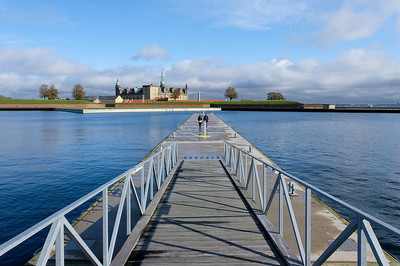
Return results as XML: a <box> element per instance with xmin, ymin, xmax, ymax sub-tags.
<box><xmin>39</xmin><ymin>84</ymin><xmax>49</xmax><ymax>99</ymax></box>
<box><xmin>47</xmin><ymin>85</ymin><xmax>59</xmax><ymax>100</ymax></box>
<box><xmin>267</xmin><ymin>92</ymin><xmax>286</xmax><ymax>101</ymax></box>
<box><xmin>72</xmin><ymin>84</ymin><xmax>85</xmax><ymax>100</ymax></box>
<box><xmin>171</xmin><ymin>88</ymin><xmax>181</xmax><ymax>101</ymax></box>
<box><xmin>225</xmin><ymin>87</ymin><xmax>238</xmax><ymax>101</ymax></box>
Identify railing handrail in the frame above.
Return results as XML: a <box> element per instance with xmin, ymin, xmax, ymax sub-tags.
<box><xmin>224</xmin><ymin>141</ymin><xmax>400</xmax><ymax>237</ymax></box>
<box><xmin>224</xmin><ymin>140</ymin><xmax>399</xmax><ymax>265</ymax></box>
<box><xmin>0</xmin><ymin>141</ymin><xmax>178</xmax><ymax>263</ymax></box>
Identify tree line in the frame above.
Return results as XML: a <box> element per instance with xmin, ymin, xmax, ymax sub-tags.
<box><xmin>39</xmin><ymin>84</ymin><xmax>86</xmax><ymax>100</ymax></box>
<box><xmin>224</xmin><ymin>87</ymin><xmax>286</xmax><ymax>101</ymax></box>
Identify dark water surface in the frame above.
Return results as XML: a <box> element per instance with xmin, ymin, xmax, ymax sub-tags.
<box><xmin>0</xmin><ymin>111</ymin><xmax>399</xmax><ymax>264</ymax></box>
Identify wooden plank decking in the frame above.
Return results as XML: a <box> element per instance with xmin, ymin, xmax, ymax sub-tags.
<box><xmin>125</xmin><ymin>160</ymin><xmax>285</xmax><ymax>265</ymax></box>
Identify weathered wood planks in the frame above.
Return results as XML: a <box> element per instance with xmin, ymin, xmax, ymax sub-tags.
<box><xmin>126</xmin><ymin>160</ymin><xmax>285</xmax><ymax>265</ymax></box>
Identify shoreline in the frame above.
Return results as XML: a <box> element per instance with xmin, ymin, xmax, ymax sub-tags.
<box><xmin>214</xmin><ymin>106</ymin><xmax>400</xmax><ymax>113</ymax></box>
<box><xmin>1</xmin><ymin>103</ymin><xmax>400</xmax><ymax>113</ymax></box>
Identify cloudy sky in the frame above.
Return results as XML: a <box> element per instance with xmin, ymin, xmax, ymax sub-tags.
<box><xmin>1</xmin><ymin>0</ymin><xmax>400</xmax><ymax>103</ymax></box>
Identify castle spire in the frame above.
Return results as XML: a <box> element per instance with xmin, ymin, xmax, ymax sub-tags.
<box><xmin>115</xmin><ymin>77</ymin><xmax>121</xmax><ymax>96</ymax></box>
<box><xmin>160</xmin><ymin>71</ymin><xmax>165</xmax><ymax>86</ymax></box>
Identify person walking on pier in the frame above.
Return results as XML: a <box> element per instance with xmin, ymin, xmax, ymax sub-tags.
<box><xmin>198</xmin><ymin>114</ymin><xmax>203</xmax><ymax>129</ymax></box>
<box><xmin>204</xmin><ymin>113</ymin><xmax>209</xmax><ymax>127</ymax></box>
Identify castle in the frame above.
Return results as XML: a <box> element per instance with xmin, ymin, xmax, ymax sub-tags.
<box><xmin>115</xmin><ymin>72</ymin><xmax>189</xmax><ymax>101</ymax></box>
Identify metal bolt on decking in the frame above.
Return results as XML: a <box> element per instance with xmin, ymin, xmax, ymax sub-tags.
<box><xmin>288</xmin><ymin>181</ymin><xmax>295</xmax><ymax>195</ymax></box>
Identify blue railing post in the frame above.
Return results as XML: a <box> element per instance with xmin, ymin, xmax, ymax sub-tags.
<box><xmin>102</xmin><ymin>187</ymin><xmax>109</xmax><ymax>266</ymax></box>
<box><xmin>358</xmin><ymin>216</ymin><xmax>367</xmax><ymax>265</ymax></box>
<box><xmin>305</xmin><ymin>188</ymin><xmax>311</xmax><ymax>266</ymax></box>
<box><xmin>262</xmin><ymin>165</ymin><xmax>267</xmax><ymax>212</ymax></box>
<box><xmin>278</xmin><ymin>173</ymin><xmax>283</xmax><ymax>237</ymax></box>
<box><xmin>126</xmin><ymin>175</ymin><xmax>131</xmax><ymax>235</ymax></box>
<box><xmin>56</xmin><ymin>217</ymin><xmax>64</xmax><ymax>266</ymax></box>
<box><xmin>252</xmin><ymin>158</ymin><xmax>256</xmax><ymax>200</ymax></box>
<box><xmin>224</xmin><ymin>142</ymin><xmax>227</xmax><ymax>163</ymax></box>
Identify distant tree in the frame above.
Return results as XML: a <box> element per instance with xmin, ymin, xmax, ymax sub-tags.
<box><xmin>39</xmin><ymin>84</ymin><xmax>49</xmax><ymax>99</ymax></box>
<box><xmin>0</xmin><ymin>95</ymin><xmax>11</xmax><ymax>99</ymax></box>
<box><xmin>267</xmin><ymin>92</ymin><xmax>286</xmax><ymax>101</ymax></box>
<box><xmin>225</xmin><ymin>87</ymin><xmax>238</xmax><ymax>101</ymax></box>
<box><xmin>72</xmin><ymin>84</ymin><xmax>85</xmax><ymax>100</ymax></box>
<box><xmin>171</xmin><ymin>88</ymin><xmax>181</xmax><ymax>101</ymax></box>
<box><xmin>47</xmin><ymin>85</ymin><xmax>59</xmax><ymax>100</ymax></box>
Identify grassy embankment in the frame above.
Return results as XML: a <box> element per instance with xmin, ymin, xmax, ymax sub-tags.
<box><xmin>116</xmin><ymin>100</ymin><xmax>300</xmax><ymax>106</ymax></box>
<box><xmin>0</xmin><ymin>99</ymin><xmax>300</xmax><ymax>109</ymax></box>
<box><xmin>211</xmin><ymin>100</ymin><xmax>299</xmax><ymax>105</ymax></box>
<box><xmin>116</xmin><ymin>101</ymin><xmax>213</xmax><ymax>105</ymax></box>
<box><xmin>0</xmin><ymin>99</ymin><xmax>91</xmax><ymax>104</ymax></box>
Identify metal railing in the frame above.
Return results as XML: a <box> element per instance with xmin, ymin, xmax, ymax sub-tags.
<box><xmin>0</xmin><ymin>141</ymin><xmax>178</xmax><ymax>266</ymax></box>
<box><xmin>224</xmin><ymin>141</ymin><xmax>400</xmax><ymax>266</ymax></box>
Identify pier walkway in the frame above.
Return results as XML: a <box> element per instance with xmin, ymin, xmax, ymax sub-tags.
<box><xmin>110</xmin><ymin>113</ymin><xmax>288</xmax><ymax>265</ymax></box>
<box><xmin>125</xmin><ymin>160</ymin><xmax>284</xmax><ymax>265</ymax></box>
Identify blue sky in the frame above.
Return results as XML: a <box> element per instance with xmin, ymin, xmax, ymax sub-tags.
<box><xmin>1</xmin><ymin>0</ymin><xmax>400</xmax><ymax>103</ymax></box>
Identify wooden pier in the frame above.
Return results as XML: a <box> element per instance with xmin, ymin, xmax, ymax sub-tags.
<box><xmin>125</xmin><ymin>160</ymin><xmax>284</xmax><ymax>265</ymax></box>
<box><xmin>108</xmin><ymin>114</ymin><xmax>289</xmax><ymax>265</ymax></box>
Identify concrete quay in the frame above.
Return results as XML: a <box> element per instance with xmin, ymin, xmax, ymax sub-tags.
<box><xmin>28</xmin><ymin>112</ymin><xmax>399</xmax><ymax>265</ymax></box>
<box><xmin>57</xmin><ymin>107</ymin><xmax>221</xmax><ymax>114</ymax></box>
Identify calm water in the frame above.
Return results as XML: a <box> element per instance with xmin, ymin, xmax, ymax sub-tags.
<box><xmin>0</xmin><ymin>111</ymin><xmax>192</xmax><ymax>265</ymax></box>
<box><xmin>0</xmin><ymin>111</ymin><xmax>399</xmax><ymax>264</ymax></box>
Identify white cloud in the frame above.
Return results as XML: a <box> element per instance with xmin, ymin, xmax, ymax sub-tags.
<box><xmin>132</xmin><ymin>44</ymin><xmax>170</xmax><ymax>61</ymax></box>
<box><xmin>0</xmin><ymin>47</ymin><xmax>83</xmax><ymax>76</ymax></box>
<box><xmin>1</xmin><ymin>46</ymin><xmax>400</xmax><ymax>103</ymax></box>
<box><xmin>315</xmin><ymin>5</ymin><xmax>382</xmax><ymax>44</ymax></box>
<box><xmin>171</xmin><ymin>0</ymin><xmax>315</xmax><ymax>30</ymax></box>
<box><xmin>315</xmin><ymin>0</ymin><xmax>400</xmax><ymax>44</ymax></box>
<box><xmin>172</xmin><ymin>0</ymin><xmax>400</xmax><ymax>46</ymax></box>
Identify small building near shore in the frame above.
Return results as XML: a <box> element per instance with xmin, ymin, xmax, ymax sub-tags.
<box><xmin>84</xmin><ymin>96</ymin><xmax>117</xmax><ymax>103</ymax></box>
<box><xmin>303</xmin><ymin>104</ymin><xmax>335</xmax><ymax>110</ymax></box>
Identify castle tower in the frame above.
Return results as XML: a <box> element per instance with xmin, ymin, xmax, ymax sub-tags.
<box><xmin>115</xmin><ymin>78</ymin><xmax>121</xmax><ymax>96</ymax></box>
<box><xmin>160</xmin><ymin>71</ymin><xmax>166</xmax><ymax>92</ymax></box>
<box><xmin>160</xmin><ymin>72</ymin><xmax>165</xmax><ymax>87</ymax></box>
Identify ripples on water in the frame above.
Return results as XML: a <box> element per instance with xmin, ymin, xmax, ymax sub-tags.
<box><xmin>1</xmin><ymin>110</ymin><xmax>399</xmax><ymax>263</ymax></box>
<box><xmin>218</xmin><ymin>111</ymin><xmax>400</xmax><ymax>260</ymax></box>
